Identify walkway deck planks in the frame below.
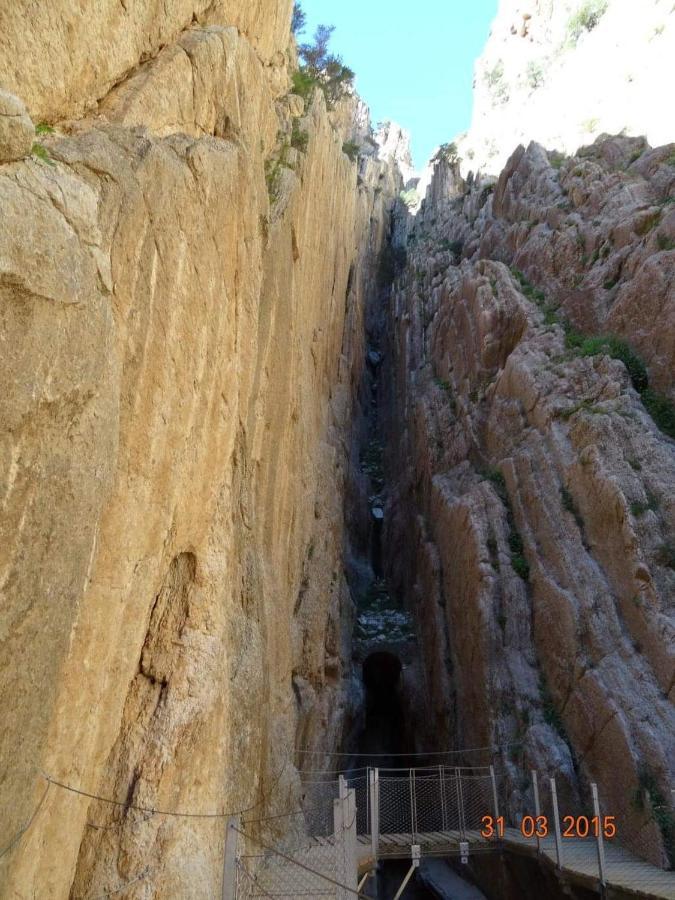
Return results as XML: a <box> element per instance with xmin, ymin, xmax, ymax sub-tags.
<box><xmin>348</xmin><ymin>829</ymin><xmax>675</xmax><ymax>899</ymax></box>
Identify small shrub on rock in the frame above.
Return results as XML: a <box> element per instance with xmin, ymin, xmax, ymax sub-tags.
<box><xmin>291</xmin><ymin>1</ymin><xmax>306</xmax><ymax>35</ymax></box>
<box><xmin>297</xmin><ymin>25</ymin><xmax>354</xmax><ymax>108</ymax></box>
<box><xmin>291</xmin><ymin>121</ymin><xmax>309</xmax><ymax>153</ymax></box>
<box><xmin>342</xmin><ymin>140</ymin><xmax>359</xmax><ymax>162</ymax></box>
<box><xmin>526</xmin><ymin>60</ymin><xmax>545</xmax><ymax>89</ymax></box>
<box><xmin>566</xmin><ymin>0</ymin><xmax>608</xmax><ymax>45</ymax></box>
<box><xmin>432</xmin><ymin>142</ymin><xmax>460</xmax><ymax>166</ymax></box>
<box><xmin>399</xmin><ymin>188</ymin><xmax>420</xmax><ymax>209</ymax></box>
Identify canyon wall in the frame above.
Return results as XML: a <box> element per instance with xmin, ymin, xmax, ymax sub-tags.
<box><xmin>384</xmin><ymin>137</ymin><xmax>675</xmax><ymax>864</ymax></box>
<box><xmin>453</xmin><ymin>0</ymin><xmax>674</xmax><ymax>177</ymax></box>
<box><xmin>0</xmin><ymin>3</ymin><xmax>402</xmax><ymax>896</ymax></box>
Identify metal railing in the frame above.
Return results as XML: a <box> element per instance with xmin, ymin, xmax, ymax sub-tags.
<box><xmin>370</xmin><ymin>765</ymin><xmax>497</xmax><ymax>847</ymax></box>
<box><xmin>226</xmin><ymin>787</ymin><xmax>361</xmax><ymax>899</ymax></box>
<box><xmin>517</xmin><ymin>771</ymin><xmax>675</xmax><ymax>896</ymax></box>
<box><xmin>226</xmin><ymin>765</ymin><xmax>675</xmax><ymax>899</ymax></box>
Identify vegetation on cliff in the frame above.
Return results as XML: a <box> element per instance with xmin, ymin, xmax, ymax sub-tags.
<box><xmin>292</xmin><ymin>4</ymin><xmax>354</xmax><ymax>108</ymax></box>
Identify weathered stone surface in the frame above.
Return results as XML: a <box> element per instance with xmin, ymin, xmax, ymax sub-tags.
<box><xmin>0</xmin><ymin>13</ymin><xmax>402</xmax><ymax>900</ymax></box>
<box><xmin>0</xmin><ymin>0</ymin><xmax>293</xmax><ymax>123</ymax></box>
<box><xmin>416</xmin><ymin>137</ymin><xmax>675</xmax><ymax>397</ymax></box>
<box><xmin>0</xmin><ymin>89</ymin><xmax>34</xmax><ymax>161</ymax></box>
<box><xmin>385</xmin><ymin>142</ymin><xmax>675</xmax><ymax>866</ymax></box>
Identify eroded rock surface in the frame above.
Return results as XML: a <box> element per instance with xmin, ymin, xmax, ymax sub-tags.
<box><xmin>384</xmin><ymin>136</ymin><xmax>675</xmax><ymax>866</ymax></box>
<box><xmin>0</xmin><ymin>0</ymin><xmax>293</xmax><ymax>123</ymax></box>
<box><xmin>0</xmin><ymin>89</ymin><xmax>34</xmax><ymax>162</ymax></box>
<box><xmin>0</xmin><ymin>2</ymin><xmax>403</xmax><ymax>896</ymax></box>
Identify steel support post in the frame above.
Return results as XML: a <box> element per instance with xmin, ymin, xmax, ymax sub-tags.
<box><xmin>221</xmin><ymin>815</ymin><xmax>240</xmax><ymax>900</ymax></box>
<box><xmin>334</xmin><ymin>796</ymin><xmax>346</xmax><ymax>900</ymax></box>
<box><xmin>439</xmin><ymin>764</ymin><xmax>448</xmax><ymax>832</ymax></box>
<box><xmin>532</xmin><ymin>771</ymin><xmax>542</xmax><ymax>854</ymax></box>
<box><xmin>345</xmin><ymin>787</ymin><xmax>357</xmax><ymax>891</ymax></box>
<box><xmin>455</xmin><ymin>767</ymin><xmax>466</xmax><ymax>840</ymax></box>
<box><xmin>369</xmin><ymin>768</ymin><xmax>380</xmax><ymax>864</ymax></box>
<box><xmin>550</xmin><ymin>777</ymin><xmax>564</xmax><ymax>869</ymax></box>
<box><xmin>591</xmin><ymin>783</ymin><xmax>607</xmax><ymax>887</ymax></box>
<box><xmin>410</xmin><ymin>768</ymin><xmax>417</xmax><ymax>843</ymax></box>
<box><xmin>392</xmin><ymin>845</ymin><xmax>420</xmax><ymax>900</ymax></box>
<box><xmin>490</xmin><ymin>764</ymin><xmax>500</xmax><ymax>821</ymax></box>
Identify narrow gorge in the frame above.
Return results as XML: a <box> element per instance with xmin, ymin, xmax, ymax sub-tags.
<box><xmin>0</xmin><ymin>1</ymin><xmax>673</xmax><ymax>899</ymax></box>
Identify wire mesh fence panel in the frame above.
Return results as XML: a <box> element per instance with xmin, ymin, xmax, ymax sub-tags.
<box><xmin>378</xmin><ymin>774</ymin><xmax>413</xmax><ymax>836</ymax></box>
<box><xmin>236</xmin><ymin>859</ymin><xmax>256</xmax><ymax>900</ymax></box>
<box><xmin>301</xmin><ymin>779</ymin><xmax>339</xmax><ymax>838</ymax></box>
<box><xmin>460</xmin><ymin>774</ymin><xmax>496</xmax><ymax>834</ymax></box>
<box><xmin>412</xmin><ymin>773</ymin><xmax>445</xmax><ymax>835</ymax></box>
<box><xmin>237</xmin><ymin>837</ymin><xmax>342</xmax><ymax>899</ymax></box>
<box><xmin>345</xmin><ymin>774</ymin><xmax>369</xmax><ymax>836</ymax></box>
<box><xmin>440</xmin><ymin>770</ymin><xmax>462</xmax><ymax>833</ymax></box>
<box><xmin>237</xmin><ymin>850</ymin><xmax>338</xmax><ymax>898</ymax></box>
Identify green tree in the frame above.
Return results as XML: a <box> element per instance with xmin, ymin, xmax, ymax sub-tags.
<box><xmin>432</xmin><ymin>142</ymin><xmax>460</xmax><ymax>166</ymax></box>
<box><xmin>291</xmin><ymin>2</ymin><xmax>306</xmax><ymax>35</ymax></box>
<box><xmin>298</xmin><ymin>25</ymin><xmax>355</xmax><ymax>108</ymax></box>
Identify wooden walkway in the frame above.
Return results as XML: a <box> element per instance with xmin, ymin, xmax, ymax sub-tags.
<box><xmin>353</xmin><ymin>830</ymin><xmax>675</xmax><ymax>899</ymax></box>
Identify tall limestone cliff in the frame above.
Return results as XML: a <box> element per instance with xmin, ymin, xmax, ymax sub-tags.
<box><xmin>0</xmin><ymin>2</ymin><xmax>404</xmax><ymax>896</ymax></box>
<box><xmin>1</xmin><ymin>0</ymin><xmax>674</xmax><ymax>896</ymax></box>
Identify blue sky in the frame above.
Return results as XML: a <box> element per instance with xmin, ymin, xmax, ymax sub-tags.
<box><xmin>298</xmin><ymin>0</ymin><xmax>498</xmax><ymax>168</ymax></box>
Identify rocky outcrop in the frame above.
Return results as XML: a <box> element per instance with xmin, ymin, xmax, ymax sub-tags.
<box><xmin>453</xmin><ymin>0</ymin><xmax>674</xmax><ymax>177</ymax></box>
<box><xmin>0</xmin><ymin>90</ymin><xmax>34</xmax><ymax>162</ymax></box>
<box><xmin>419</xmin><ymin>137</ymin><xmax>675</xmax><ymax>395</ymax></box>
<box><xmin>0</xmin><ymin>2</ymin><xmax>403</xmax><ymax>896</ymax></box>
<box><xmin>384</xmin><ymin>136</ymin><xmax>675</xmax><ymax>866</ymax></box>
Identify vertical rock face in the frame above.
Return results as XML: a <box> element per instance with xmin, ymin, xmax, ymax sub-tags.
<box><xmin>0</xmin><ymin>0</ymin><xmax>294</xmax><ymax>122</ymax></box>
<box><xmin>383</xmin><ymin>137</ymin><xmax>674</xmax><ymax>866</ymax></box>
<box><xmin>1</xmin><ymin>0</ymin><xmax>673</xmax><ymax>893</ymax></box>
<box><xmin>454</xmin><ymin>0</ymin><xmax>674</xmax><ymax>176</ymax></box>
<box><xmin>0</xmin><ymin>2</ymin><xmax>402</xmax><ymax>896</ymax></box>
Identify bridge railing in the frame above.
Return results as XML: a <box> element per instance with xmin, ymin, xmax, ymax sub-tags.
<box><xmin>350</xmin><ymin>765</ymin><xmax>498</xmax><ymax>855</ymax></box>
<box><xmin>229</xmin><ymin>764</ymin><xmax>674</xmax><ymax>898</ymax></box>
<box><xmin>228</xmin><ymin>786</ymin><xmax>360</xmax><ymax>900</ymax></box>
<box><xmin>506</xmin><ymin>771</ymin><xmax>674</xmax><ymax>895</ymax></box>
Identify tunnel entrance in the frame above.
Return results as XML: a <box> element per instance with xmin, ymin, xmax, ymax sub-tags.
<box><xmin>363</xmin><ymin>650</ymin><xmax>402</xmax><ymax>699</ymax></box>
<box><xmin>356</xmin><ymin>651</ymin><xmax>412</xmax><ymax>766</ymax></box>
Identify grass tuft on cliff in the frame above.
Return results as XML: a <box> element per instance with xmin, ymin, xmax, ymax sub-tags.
<box><xmin>342</xmin><ymin>141</ymin><xmax>359</xmax><ymax>163</ymax></box>
<box><xmin>510</xmin><ymin>268</ymin><xmax>675</xmax><ymax>440</ymax></box>
<box><xmin>633</xmin><ymin>766</ymin><xmax>675</xmax><ymax>865</ymax></box>
<box><xmin>31</xmin><ymin>142</ymin><xmax>55</xmax><ymax>166</ymax></box>
<box><xmin>566</xmin><ymin>0</ymin><xmax>608</xmax><ymax>46</ymax></box>
<box><xmin>539</xmin><ymin>675</ymin><xmax>566</xmax><ymax>736</ymax></box>
<box><xmin>291</xmin><ymin>121</ymin><xmax>309</xmax><ymax>153</ymax></box>
<box><xmin>479</xmin><ymin>466</ymin><xmax>531</xmax><ymax>582</ymax></box>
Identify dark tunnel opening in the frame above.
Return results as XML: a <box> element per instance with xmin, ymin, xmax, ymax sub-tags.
<box><xmin>363</xmin><ymin>650</ymin><xmax>402</xmax><ymax>701</ymax></box>
<box><xmin>357</xmin><ymin>651</ymin><xmax>412</xmax><ymax>764</ymax></box>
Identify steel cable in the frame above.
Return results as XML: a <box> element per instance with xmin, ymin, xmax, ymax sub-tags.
<box><xmin>233</xmin><ymin>824</ymin><xmax>371</xmax><ymax>899</ymax></box>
